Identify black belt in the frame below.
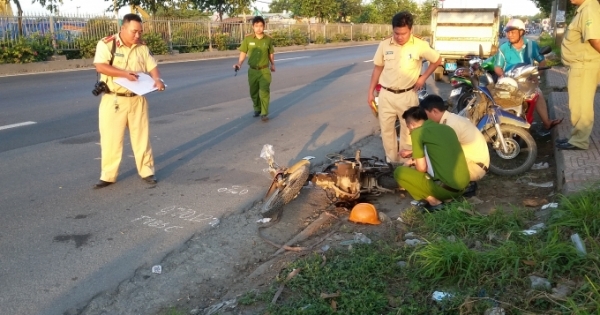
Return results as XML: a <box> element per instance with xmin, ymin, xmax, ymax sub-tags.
<box><xmin>476</xmin><ymin>162</ymin><xmax>489</xmax><ymax>173</ymax></box>
<box><xmin>249</xmin><ymin>65</ymin><xmax>269</xmax><ymax>70</ymax></box>
<box><xmin>107</xmin><ymin>92</ymin><xmax>138</xmax><ymax>97</ymax></box>
<box><xmin>380</xmin><ymin>85</ymin><xmax>415</xmax><ymax>94</ymax></box>
<box><xmin>435</xmin><ymin>181</ymin><xmax>461</xmax><ymax>193</ymax></box>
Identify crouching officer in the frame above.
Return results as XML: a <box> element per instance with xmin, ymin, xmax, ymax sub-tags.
<box><xmin>92</xmin><ymin>13</ymin><xmax>165</xmax><ymax>189</ymax></box>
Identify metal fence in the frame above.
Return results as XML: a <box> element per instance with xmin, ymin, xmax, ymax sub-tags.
<box><xmin>0</xmin><ymin>13</ymin><xmax>431</xmax><ymax>53</ymax></box>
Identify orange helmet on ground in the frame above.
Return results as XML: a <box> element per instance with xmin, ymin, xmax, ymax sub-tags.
<box><xmin>349</xmin><ymin>203</ymin><xmax>381</xmax><ymax>225</ymax></box>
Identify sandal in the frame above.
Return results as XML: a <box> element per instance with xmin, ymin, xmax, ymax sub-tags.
<box><xmin>544</xmin><ymin>118</ymin><xmax>563</xmax><ymax>130</ymax></box>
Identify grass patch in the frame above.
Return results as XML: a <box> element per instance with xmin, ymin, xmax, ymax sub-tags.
<box><xmin>254</xmin><ymin>185</ymin><xmax>600</xmax><ymax>314</ymax></box>
<box><xmin>539</xmin><ymin>32</ymin><xmax>562</xmax><ymax>66</ymax></box>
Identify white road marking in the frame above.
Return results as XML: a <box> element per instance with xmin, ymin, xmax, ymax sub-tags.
<box><xmin>275</xmin><ymin>56</ymin><xmax>310</xmax><ymax>62</ymax></box>
<box><xmin>0</xmin><ymin>121</ymin><xmax>36</xmax><ymax>131</ymax></box>
<box><xmin>364</xmin><ymin>59</ymin><xmax>373</xmax><ymax>62</ymax></box>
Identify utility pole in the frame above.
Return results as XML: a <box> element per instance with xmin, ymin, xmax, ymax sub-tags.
<box><xmin>554</xmin><ymin>0</ymin><xmax>567</xmax><ymax>46</ymax></box>
<box><xmin>76</xmin><ymin>6</ymin><xmax>80</xmax><ymax>15</ymax></box>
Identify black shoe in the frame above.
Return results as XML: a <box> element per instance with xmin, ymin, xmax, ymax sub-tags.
<box><xmin>424</xmin><ymin>202</ymin><xmax>446</xmax><ymax>212</ymax></box>
<box><xmin>94</xmin><ymin>180</ymin><xmax>114</xmax><ymax>189</ymax></box>
<box><xmin>556</xmin><ymin>142</ymin><xmax>585</xmax><ymax>150</ymax></box>
<box><xmin>462</xmin><ymin>181</ymin><xmax>478</xmax><ymax>198</ymax></box>
<box><xmin>261</xmin><ymin>115</ymin><xmax>269</xmax><ymax>122</ymax></box>
<box><xmin>253</xmin><ymin>111</ymin><xmax>260</xmax><ymax>117</ymax></box>
<box><xmin>555</xmin><ymin>138</ymin><xmax>569</xmax><ymax>144</ymax></box>
<box><xmin>142</xmin><ymin>175</ymin><xmax>157</xmax><ymax>184</ymax></box>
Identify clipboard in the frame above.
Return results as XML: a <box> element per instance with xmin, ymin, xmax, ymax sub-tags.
<box><xmin>114</xmin><ymin>73</ymin><xmax>165</xmax><ymax>96</ymax></box>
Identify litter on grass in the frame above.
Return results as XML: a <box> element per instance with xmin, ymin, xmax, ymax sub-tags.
<box><xmin>531</xmin><ymin>162</ymin><xmax>549</xmax><ymax>170</ymax></box>
<box><xmin>432</xmin><ymin>291</ymin><xmax>453</xmax><ymax>301</ymax></box>
<box><xmin>528</xmin><ymin>181</ymin><xmax>554</xmax><ymax>188</ymax></box>
<box><xmin>541</xmin><ymin>202</ymin><xmax>559</xmax><ymax>210</ymax></box>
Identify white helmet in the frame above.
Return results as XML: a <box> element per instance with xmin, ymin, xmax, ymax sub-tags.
<box><xmin>504</xmin><ymin>19</ymin><xmax>526</xmax><ymax>32</ymax></box>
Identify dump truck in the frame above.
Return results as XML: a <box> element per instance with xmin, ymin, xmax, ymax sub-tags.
<box><xmin>430</xmin><ymin>6</ymin><xmax>501</xmax><ymax>81</ymax></box>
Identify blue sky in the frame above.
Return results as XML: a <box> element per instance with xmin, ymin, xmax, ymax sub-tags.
<box><xmin>15</xmin><ymin>0</ymin><xmax>540</xmax><ymax>17</ymax></box>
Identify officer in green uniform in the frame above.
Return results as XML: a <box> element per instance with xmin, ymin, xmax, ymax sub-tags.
<box><xmin>556</xmin><ymin>0</ymin><xmax>600</xmax><ymax>150</ymax></box>
<box><xmin>234</xmin><ymin>16</ymin><xmax>275</xmax><ymax>122</ymax></box>
<box><xmin>394</xmin><ymin>106</ymin><xmax>470</xmax><ymax>210</ymax></box>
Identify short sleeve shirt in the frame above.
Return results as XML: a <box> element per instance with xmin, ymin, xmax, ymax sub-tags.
<box><xmin>373</xmin><ymin>35</ymin><xmax>440</xmax><ymax>90</ymax></box>
<box><xmin>93</xmin><ymin>33</ymin><xmax>157</xmax><ymax>93</ymax></box>
<box><xmin>239</xmin><ymin>34</ymin><xmax>275</xmax><ymax>68</ymax></box>
<box><xmin>561</xmin><ymin>0</ymin><xmax>600</xmax><ymax>65</ymax></box>
<box><xmin>410</xmin><ymin>120</ymin><xmax>470</xmax><ymax>190</ymax></box>
<box><xmin>495</xmin><ymin>38</ymin><xmax>544</xmax><ymax>71</ymax></box>
<box><xmin>440</xmin><ymin>111</ymin><xmax>490</xmax><ymax>167</ymax></box>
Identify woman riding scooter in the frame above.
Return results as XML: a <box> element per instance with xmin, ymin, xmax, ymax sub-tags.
<box><xmin>494</xmin><ymin>19</ymin><xmax>562</xmax><ymax>131</ymax></box>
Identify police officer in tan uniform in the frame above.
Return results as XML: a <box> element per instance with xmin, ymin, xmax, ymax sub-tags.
<box><xmin>368</xmin><ymin>11</ymin><xmax>442</xmax><ymax>164</ymax></box>
<box><xmin>556</xmin><ymin>0</ymin><xmax>600</xmax><ymax>150</ymax></box>
<box><xmin>92</xmin><ymin>13</ymin><xmax>165</xmax><ymax>189</ymax></box>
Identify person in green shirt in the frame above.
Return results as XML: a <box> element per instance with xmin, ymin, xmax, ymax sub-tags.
<box><xmin>394</xmin><ymin>106</ymin><xmax>470</xmax><ymax>211</ymax></box>
<box><xmin>233</xmin><ymin>16</ymin><xmax>276</xmax><ymax>122</ymax></box>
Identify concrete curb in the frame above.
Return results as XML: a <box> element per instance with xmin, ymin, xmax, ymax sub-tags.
<box><xmin>0</xmin><ymin>41</ymin><xmax>378</xmax><ymax>76</ymax></box>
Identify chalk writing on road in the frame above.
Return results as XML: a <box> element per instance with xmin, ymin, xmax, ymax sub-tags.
<box><xmin>217</xmin><ymin>185</ymin><xmax>248</xmax><ymax>195</ymax></box>
<box><xmin>130</xmin><ymin>206</ymin><xmax>217</xmax><ymax>232</ymax></box>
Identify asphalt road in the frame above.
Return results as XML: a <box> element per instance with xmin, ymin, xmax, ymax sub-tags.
<box><xmin>0</xmin><ymin>44</ymin><xmax>454</xmax><ymax>315</ymax></box>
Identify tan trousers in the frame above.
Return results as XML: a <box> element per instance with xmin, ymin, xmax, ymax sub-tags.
<box><xmin>378</xmin><ymin>89</ymin><xmax>418</xmax><ymax>163</ymax></box>
<box><xmin>466</xmin><ymin>160</ymin><xmax>487</xmax><ymax>181</ymax></box>
<box><xmin>567</xmin><ymin>64</ymin><xmax>600</xmax><ymax>149</ymax></box>
<box><xmin>99</xmin><ymin>94</ymin><xmax>155</xmax><ymax>182</ymax></box>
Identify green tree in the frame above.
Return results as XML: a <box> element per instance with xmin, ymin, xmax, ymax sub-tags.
<box><xmin>337</xmin><ymin>0</ymin><xmax>361</xmax><ymax>22</ymax></box>
<box><xmin>290</xmin><ymin>0</ymin><xmax>339</xmax><ymax>22</ymax></box>
<box><xmin>415</xmin><ymin>0</ymin><xmax>436</xmax><ymax>25</ymax></box>
<box><xmin>193</xmin><ymin>0</ymin><xmax>251</xmax><ymax>22</ymax></box>
<box><xmin>32</xmin><ymin>0</ymin><xmax>64</xmax><ymax>13</ymax></box>
<box><xmin>530</xmin><ymin>0</ymin><xmax>552</xmax><ymax>16</ymax></box>
<box><xmin>269</xmin><ymin>0</ymin><xmax>292</xmax><ymax>13</ymax></box>
<box><xmin>155</xmin><ymin>0</ymin><xmax>208</xmax><ymax>18</ymax></box>
<box><xmin>9</xmin><ymin>0</ymin><xmax>24</xmax><ymax>36</ymax></box>
<box><xmin>352</xmin><ymin>3</ymin><xmax>382</xmax><ymax>23</ymax></box>
<box><xmin>371</xmin><ymin>0</ymin><xmax>418</xmax><ymax>26</ymax></box>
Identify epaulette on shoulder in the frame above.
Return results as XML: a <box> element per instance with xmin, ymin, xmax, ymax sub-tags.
<box><xmin>102</xmin><ymin>35</ymin><xmax>115</xmax><ymax>43</ymax></box>
<box><xmin>413</xmin><ymin>34</ymin><xmax>423</xmax><ymax>40</ymax></box>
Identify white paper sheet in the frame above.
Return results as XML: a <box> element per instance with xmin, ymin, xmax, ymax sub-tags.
<box><xmin>114</xmin><ymin>73</ymin><xmax>160</xmax><ymax>96</ymax></box>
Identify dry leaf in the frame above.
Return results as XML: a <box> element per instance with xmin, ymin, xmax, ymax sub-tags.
<box><xmin>330</xmin><ymin>299</ymin><xmax>337</xmax><ymax>312</ymax></box>
<box><xmin>320</xmin><ymin>291</ymin><xmax>341</xmax><ymax>299</ymax></box>
<box><xmin>522</xmin><ymin>198</ymin><xmax>548</xmax><ymax>207</ymax></box>
<box><xmin>522</xmin><ymin>260</ymin><xmax>536</xmax><ymax>266</ymax></box>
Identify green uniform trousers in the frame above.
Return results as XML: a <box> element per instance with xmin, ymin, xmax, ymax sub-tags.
<box><xmin>99</xmin><ymin>94</ymin><xmax>155</xmax><ymax>182</ymax></box>
<box><xmin>248</xmin><ymin>68</ymin><xmax>272</xmax><ymax>115</ymax></box>
<box><xmin>567</xmin><ymin>64</ymin><xmax>600</xmax><ymax>149</ymax></box>
<box><xmin>394</xmin><ymin>166</ymin><xmax>463</xmax><ymax>201</ymax></box>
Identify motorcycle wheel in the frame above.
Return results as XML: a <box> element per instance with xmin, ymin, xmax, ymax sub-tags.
<box><xmin>260</xmin><ymin>163</ymin><xmax>310</xmax><ymax>218</ymax></box>
<box><xmin>485</xmin><ymin>125</ymin><xmax>537</xmax><ymax>176</ymax></box>
<box><xmin>453</xmin><ymin>89</ymin><xmax>475</xmax><ymax>114</ymax></box>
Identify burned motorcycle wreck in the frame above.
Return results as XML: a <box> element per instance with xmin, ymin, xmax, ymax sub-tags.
<box><xmin>311</xmin><ymin>151</ymin><xmax>396</xmax><ymax>203</ymax></box>
<box><xmin>260</xmin><ymin>145</ymin><xmax>397</xmax><ymax>219</ymax></box>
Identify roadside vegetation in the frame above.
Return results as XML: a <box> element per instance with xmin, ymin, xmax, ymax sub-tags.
<box><xmin>539</xmin><ymin>32</ymin><xmax>562</xmax><ymax>67</ymax></box>
<box><xmin>236</xmin><ymin>185</ymin><xmax>600</xmax><ymax>314</ymax></box>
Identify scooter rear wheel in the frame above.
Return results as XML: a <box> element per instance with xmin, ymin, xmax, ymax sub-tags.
<box><xmin>486</xmin><ymin>125</ymin><xmax>537</xmax><ymax>176</ymax></box>
<box><xmin>260</xmin><ymin>164</ymin><xmax>310</xmax><ymax>219</ymax></box>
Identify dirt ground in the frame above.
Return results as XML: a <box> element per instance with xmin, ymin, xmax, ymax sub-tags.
<box><xmin>134</xmin><ymin>124</ymin><xmax>559</xmax><ymax>315</ymax></box>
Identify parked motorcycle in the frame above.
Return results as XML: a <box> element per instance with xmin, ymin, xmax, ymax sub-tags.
<box><xmin>450</xmin><ymin>46</ymin><xmax>552</xmax><ymax>121</ymax></box>
<box><xmin>260</xmin><ymin>145</ymin><xmax>395</xmax><ymax>218</ymax></box>
<box><xmin>457</xmin><ymin>58</ymin><xmax>538</xmax><ymax>176</ymax></box>
<box><xmin>448</xmin><ymin>56</ymin><xmax>496</xmax><ymax>113</ymax></box>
